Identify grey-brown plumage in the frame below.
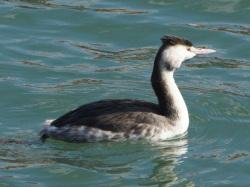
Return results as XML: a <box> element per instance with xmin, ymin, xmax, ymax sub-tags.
<box><xmin>40</xmin><ymin>35</ymin><xmax>215</xmax><ymax>142</ymax></box>
<box><xmin>51</xmin><ymin>100</ymin><xmax>161</xmax><ymax>131</ymax></box>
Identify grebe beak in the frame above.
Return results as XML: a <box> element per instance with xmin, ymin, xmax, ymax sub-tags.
<box><xmin>190</xmin><ymin>47</ymin><xmax>216</xmax><ymax>55</ymax></box>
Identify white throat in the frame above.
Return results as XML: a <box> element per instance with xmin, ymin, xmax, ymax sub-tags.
<box><xmin>160</xmin><ymin>67</ymin><xmax>189</xmax><ymax>133</ymax></box>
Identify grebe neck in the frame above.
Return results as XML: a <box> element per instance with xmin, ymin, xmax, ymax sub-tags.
<box><xmin>151</xmin><ymin>47</ymin><xmax>189</xmax><ymax>125</ymax></box>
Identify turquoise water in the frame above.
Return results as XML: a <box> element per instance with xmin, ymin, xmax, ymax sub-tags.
<box><xmin>1</xmin><ymin>0</ymin><xmax>250</xmax><ymax>186</ymax></box>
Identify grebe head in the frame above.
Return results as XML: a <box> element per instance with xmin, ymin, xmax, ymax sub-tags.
<box><xmin>160</xmin><ymin>35</ymin><xmax>216</xmax><ymax>70</ymax></box>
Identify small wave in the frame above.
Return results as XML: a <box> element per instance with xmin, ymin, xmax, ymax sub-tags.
<box><xmin>70</xmin><ymin>41</ymin><xmax>156</xmax><ymax>62</ymax></box>
<box><xmin>227</xmin><ymin>152</ymin><xmax>249</xmax><ymax>161</ymax></box>
<box><xmin>93</xmin><ymin>8</ymin><xmax>147</xmax><ymax>15</ymax></box>
<box><xmin>188</xmin><ymin>23</ymin><xmax>250</xmax><ymax>36</ymax></box>
<box><xmin>20</xmin><ymin>60</ymin><xmax>48</xmax><ymax>68</ymax></box>
<box><xmin>186</xmin><ymin>57</ymin><xmax>250</xmax><ymax>69</ymax></box>
<box><xmin>181</xmin><ymin>85</ymin><xmax>250</xmax><ymax>98</ymax></box>
<box><xmin>24</xmin><ymin>78</ymin><xmax>103</xmax><ymax>91</ymax></box>
<box><xmin>4</xmin><ymin>0</ymin><xmax>147</xmax><ymax>15</ymax></box>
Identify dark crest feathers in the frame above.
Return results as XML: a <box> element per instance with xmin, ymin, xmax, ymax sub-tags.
<box><xmin>161</xmin><ymin>35</ymin><xmax>193</xmax><ymax>47</ymax></box>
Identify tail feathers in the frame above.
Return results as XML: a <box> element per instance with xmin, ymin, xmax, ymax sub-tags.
<box><xmin>39</xmin><ymin>129</ymin><xmax>49</xmax><ymax>143</ymax></box>
<box><xmin>40</xmin><ymin>119</ymin><xmax>54</xmax><ymax>143</ymax></box>
<box><xmin>44</xmin><ymin>119</ymin><xmax>54</xmax><ymax>126</ymax></box>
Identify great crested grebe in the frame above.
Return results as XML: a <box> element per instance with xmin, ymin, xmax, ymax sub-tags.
<box><xmin>40</xmin><ymin>35</ymin><xmax>215</xmax><ymax>142</ymax></box>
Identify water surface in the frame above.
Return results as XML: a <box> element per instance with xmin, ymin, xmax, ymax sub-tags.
<box><xmin>0</xmin><ymin>0</ymin><xmax>250</xmax><ymax>186</ymax></box>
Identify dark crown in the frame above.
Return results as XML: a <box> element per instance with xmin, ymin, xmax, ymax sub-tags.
<box><xmin>161</xmin><ymin>35</ymin><xmax>193</xmax><ymax>47</ymax></box>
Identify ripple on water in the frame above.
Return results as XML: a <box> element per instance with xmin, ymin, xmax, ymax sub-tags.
<box><xmin>1</xmin><ymin>0</ymin><xmax>250</xmax><ymax>186</ymax></box>
<box><xmin>23</xmin><ymin>78</ymin><xmax>104</xmax><ymax>93</ymax></box>
<box><xmin>183</xmin><ymin>56</ymin><xmax>250</xmax><ymax>98</ymax></box>
<box><xmin>182</xmin><ymin>83</ymin><xmax>250</xmax><ymax>98</ymax></box>
<box><xmin>186</xmin><ymin>57</ymin><xmax>250</xmax><ymax>69</ymax></box>
<box><xmin>93</xmin><ymin>8</ymin><xmax>147</xmax><ymax>15</ymax></box>
<box><xmin>227</xmin><ymin>152</ymin><xmax>250</xmax><ymax>161</ymax></box>
<box><xmin>188</xmin><ymin>23</ymin><xmax>250</xmax><ymax>36</ymax></box>
<box><xmin>20</xmin><ymin>60</ymin><xmax>48</xmax><ymax>68</ymax></box>
<box><xmin>68</xmin><ymin>41</ymin><xmax>156</xmax><ymax>62</ymax></box>
<box><xmin>0</xmin><ymin>136</ymin><xmax>189</xmax><ymax>186</ymax></box>
<box><xmin>3</xmin><ymin>0</ymin><xmax>148</xmax><ymax>15</ymax></box>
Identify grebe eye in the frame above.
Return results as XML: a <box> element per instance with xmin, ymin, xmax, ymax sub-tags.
<box><xmin>187</xmin><ymin>47</ymin><xmax>191</xmax><ymax>51</ymax></box>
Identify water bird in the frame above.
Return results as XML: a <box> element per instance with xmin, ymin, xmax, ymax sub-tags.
<box><xmin>40</xmin><ymin>35</ymin><xmax>215</xmax><ymax>142</ymax></box>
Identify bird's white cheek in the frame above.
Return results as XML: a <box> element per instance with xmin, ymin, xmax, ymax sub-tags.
<box><xmin>162</xmin><ymin>51</ymin><xmax>183</xmax><ymax>69</ymax></box>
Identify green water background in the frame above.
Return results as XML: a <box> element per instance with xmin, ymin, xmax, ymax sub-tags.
<box><xmin>0</xmin><ymin>0</ymin><xmax>250</xmax><ymax>186</ymax></box>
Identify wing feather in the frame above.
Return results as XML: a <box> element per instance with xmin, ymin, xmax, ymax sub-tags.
<box><xmin>51</xmin><ymin>99</ymin><xmax>161</xmax><ymax>132</ymax></box>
